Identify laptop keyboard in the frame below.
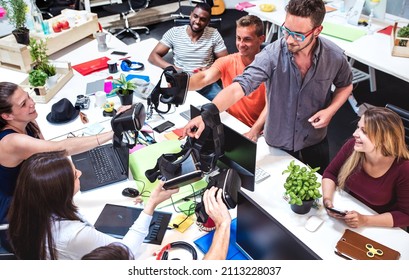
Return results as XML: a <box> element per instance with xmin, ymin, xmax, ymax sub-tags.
<box><xmin>89</xmin><ymin>146</ymin><xmax>119</xmax><ymax>184</ymax></box>
<box><xmin>255</xmin><ymin>167</ymin><xmax>271</xmax><ymax>184</ymax></box>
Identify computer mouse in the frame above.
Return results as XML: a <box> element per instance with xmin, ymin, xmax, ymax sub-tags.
<box><xmin>122</xmin><ymin>187</ymin><xmax>139</xmax><ymax>198</ymax></box>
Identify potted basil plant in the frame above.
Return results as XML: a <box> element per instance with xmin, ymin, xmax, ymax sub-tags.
<box><xmin>282</xmin><ymin>160</ymin><xmax>322</xmax><ymax>214</ymax></box>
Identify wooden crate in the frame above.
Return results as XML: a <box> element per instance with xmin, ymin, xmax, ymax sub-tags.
<box><xmin>391</xmin><ymin>22</ymin><xmax>409</xmax><ymax>58</ymax></box>
<box><xmin>0</xmin><ymin>36</ymin><xmax>32</xmax><ymax>72</ymax></box>
<box><xmin>21</xmin><ymin>61</ymin><xmax>74</xmax><ymax>104</ymax></box>
<box><xmin>0</xmin><ymin>10</ymin><xmax>99</xmax><ymax>72</ymax></box>
<box><xmin>31</xmin><ymin>9</ymin><xmax>100</xmax><ymax>55</ymax></box>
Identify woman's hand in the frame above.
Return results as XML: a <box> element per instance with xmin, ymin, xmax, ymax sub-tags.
<box><xmin>344</xmin><ymin>211</ymin><xmax>366</xmax><ymax>228</ymax></box>
<box><xmin>143</xmin><ymin>180</ymin><xmax>179</xmax><ymax>215</ymax></box>
<box><xmin>117</xmin><ymin>104</ymin><xmax>132</xmax><ymax>115</ymax></box>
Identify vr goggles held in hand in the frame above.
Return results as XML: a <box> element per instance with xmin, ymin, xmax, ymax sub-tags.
<box><xmin>147</xmin><ymin>66</ymin><xmax>189</xmax><ymax>117</ymax></box>
<box><xmin>195</xmin><ymin>168</ymin><xmax>241</xmax><ymax>224</ymax></box>
<box><xmin>111</xmin><ymin>103</ymin><xmax>146</xmax><ymax>148</ymax></box>
<box><xmin>145</xmin><ymin>103</ymin><xmax>224</xmax><ymax>189</ymax></box>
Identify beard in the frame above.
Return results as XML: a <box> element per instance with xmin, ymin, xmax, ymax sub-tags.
<box><xmin>287</xmin><ymin>35</ymin><xmax>316</xmax><ymax>54</ymax></box>
<box><xmin>189</xmin><ymin>23</ymin><xmax>205</xmax><ymax>33</ymax></box>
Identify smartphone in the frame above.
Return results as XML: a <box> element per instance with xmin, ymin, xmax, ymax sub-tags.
<box><xmin>325</xmin><ymin>206</ymin><xmax>347</xmax><ymax>216</ymax></box>
<box><xmin>153</xmin><ymin>121</ymin><xmax>175</xmax><ymax>133</ymax></box>
<box><xmin>111</xmin><ymin>51</ymin><xmax>128</xmax><ymax>56</ymax></box>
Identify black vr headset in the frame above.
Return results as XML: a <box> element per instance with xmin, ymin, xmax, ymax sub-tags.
<box><xmin>195</xmin><ymin>168</ymin><xmax>242</xmax><ymax>224</ymax></box>
<box><xmin>145</xmin><ymin>103</ymin><xmax>224</xmax><ymax>189</ymax></box>
<box><xmin>111</xmin><ymin>103</ymin><xmax>146</xmax><ymax>148</ymax></box>
<box><xmin>147</xmin><ymin>66</ymin><xmax>190</xmax><ymax>117</ymax></box>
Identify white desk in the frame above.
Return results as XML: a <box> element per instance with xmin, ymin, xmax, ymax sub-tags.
<box><xmin>2</xmin><ymin>32</ymin><xmax>409</xmax><ymax>261</ymax></box>
<box><xmin>0</xmin><ymin>36</ymin><xmax>162</xmax><ymax>140</ymax></box>
<box><xmin>244</xmin><ymin>0</ymin><xmax>409</xmax><ymax>96</ymax></box>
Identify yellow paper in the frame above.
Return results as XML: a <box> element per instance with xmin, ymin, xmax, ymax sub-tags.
<box><xmin>164</xmin><ymin>131</ymin><xmax>179</xmax><ymax>140</ymax></box>
<box><xmin>169</xmin><ymin>214</ymin><xmax>195</xmax><ymax>233</ymax></box>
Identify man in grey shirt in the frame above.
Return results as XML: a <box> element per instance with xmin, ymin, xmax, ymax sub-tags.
<box><xmin>183</xmin><ymin>0</ymin><xmax>353</xmax><ymax>172</ymax></box>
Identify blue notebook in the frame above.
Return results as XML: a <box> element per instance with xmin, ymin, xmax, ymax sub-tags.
<box><xmin>194</xmin><ymin>218</ymin><xmax>249</xmax><ymax>260</ymax></box>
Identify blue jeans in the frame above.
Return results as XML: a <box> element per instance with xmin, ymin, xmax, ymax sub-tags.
<box><xmin>197</xmin><ymin>82</ymin><xmax>222</xmax><ymax>101</ymax></box>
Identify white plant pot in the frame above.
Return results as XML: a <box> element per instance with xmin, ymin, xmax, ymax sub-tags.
<box><xmin>46</xmin><ymin>74</ymin><xmax>60</xmax><ymax>89</ymax></box>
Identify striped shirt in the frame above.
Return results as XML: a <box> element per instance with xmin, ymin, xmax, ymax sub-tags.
<box><xmin>160</xmin><ymin>25</ymin><xmax>227</xmax><ymax>74</ymax></box>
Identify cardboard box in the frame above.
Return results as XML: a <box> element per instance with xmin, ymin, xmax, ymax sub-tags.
<box><xmin>391</xmin><ymin>22</ymin><xmax>409</xmax><ymax>58</ymax></box>
<box><xmin>0</xmin><ymin>10</ymin><xmax>99</xmax><ymax>72</ymax></box>
<box><xmin>21</xmin><ymin>61</ymin><xmax>74</xmax><ymax>104</ymax></box>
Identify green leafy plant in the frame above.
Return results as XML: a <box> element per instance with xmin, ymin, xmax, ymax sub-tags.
<box><xmin>39</xmin><ymin>62</ymin><xmax>56</xmax><ymax>77</ymax></box>
<box><xmin>282</xmin><ymin>160</ymin><xmax>322</xmax><ymax>206</ymax></box>
<box><xmin>28</xmin><ymin>69</ymin><xmax>47</xmax><ymax>87</ymax></box>
<box><xmin>397</xmin><ymin>24</ymin><xmax>409</xmax><ymax>47</ymax></box>
<box><xmin>28</xmin><ymin>38</ymin><xmax>57</xmax><ymax>77</ymax></box>
<box><xmin>111</xmin><ymin>73</ymin><xmax>136</xmax><ymax>95</ymax></box>
<box><xmin>0</xmin><ymin>0</ymin><xmax>27</xmax><ymax>30</ymax></box>
<box><xmin>29</xmin><ymin>38</ymin><xmax>49</xmax><ymax>68</ymax></box>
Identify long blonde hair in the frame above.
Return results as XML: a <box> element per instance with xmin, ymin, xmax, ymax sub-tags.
<box><xmin>338</xmin><ymin>107</ymin><xmax>409</xmax><ymax>188</ymax></box>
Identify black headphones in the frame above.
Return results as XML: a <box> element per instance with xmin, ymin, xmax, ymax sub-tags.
<box><xmin>155</xmin><ymin>241</ymin><xmax>198</xmax><ymax>260</ymax></box>
<box><xmin>120</xmin><ymin>59</ymin><xmax>144</xmax><ymax>71</ymax></box>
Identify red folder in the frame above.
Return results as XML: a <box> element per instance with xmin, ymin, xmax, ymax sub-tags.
<box><xmin>72</xmin><ymin>57</ymin><xmax>110</xmax><ymax>76</ymax></box>
<box><xmin>378</xmin><ymin>25</ymin><xmax>393</xmax><ymax>36</ymax></box>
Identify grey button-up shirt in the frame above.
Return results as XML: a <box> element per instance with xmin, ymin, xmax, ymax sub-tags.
<box><xmin>234</xmin><ymin>37</ymin><xmax>352</xmax><ymax>152</ymax></box>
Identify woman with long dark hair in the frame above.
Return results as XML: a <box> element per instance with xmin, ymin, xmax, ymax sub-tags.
<box><xmin>0</xmin><ymin>82</ymin><xmax>128</xmax><ymax>226</ymax></box>
<box><xmin>8</xmin><ymin>151</ymin><xmax>178</xmax><ymax>259</ymax></box>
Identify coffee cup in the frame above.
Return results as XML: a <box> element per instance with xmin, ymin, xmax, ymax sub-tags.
<box><xmin>107</xmin><ymin>60</ymin><xmax>118</xmax><ymax>74</ymax></box>
<box><xmin>95</xmin><ymin>91</ymin><xmax>107</xmax><ymax>107</ymax></box>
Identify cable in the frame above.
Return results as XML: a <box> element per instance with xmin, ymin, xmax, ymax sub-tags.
<box><xmin>155</xmin><ymin>241</ymin><xmax>198</xmax><ymax>260</ymax></box>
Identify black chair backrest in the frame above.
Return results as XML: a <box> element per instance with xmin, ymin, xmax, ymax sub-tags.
<box><xmin>385</xmin><ymin>103</ymin><xmax>409</xmax><ymax>146</ymax></box>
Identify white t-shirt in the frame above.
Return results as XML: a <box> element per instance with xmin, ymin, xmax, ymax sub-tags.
<box><xmin>160</xmin><ymin>25</ymin><xmax>227</xmax><ymax>74</ymax></box>
<box><xmin>48</xmin><ymin>211</ymin><xmax>152</xmax><ymax>260</ymax></box>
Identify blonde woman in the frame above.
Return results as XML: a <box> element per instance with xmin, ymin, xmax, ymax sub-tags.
<box><xmin>322</xmin><ymin>107</ymin><xmax>409</xmax><ymax>229</ymax></box>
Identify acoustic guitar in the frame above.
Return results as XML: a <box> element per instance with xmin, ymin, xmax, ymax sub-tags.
<box><xmin>211</xmin><ymin>0</ymin><xmax>226</xmax><ymax>15</ymax></box>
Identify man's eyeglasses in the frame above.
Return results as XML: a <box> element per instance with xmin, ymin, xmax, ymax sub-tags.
<box><xmin>280</xmin><ymin>23</ymin><xmax>319</xmax><ymax>42</ymax></box>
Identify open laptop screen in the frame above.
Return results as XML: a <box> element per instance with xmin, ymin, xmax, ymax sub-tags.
<box><xmin>236</xmin><ymin>191</ymin><xmax>321</xmax><ymax>260</ymax></box>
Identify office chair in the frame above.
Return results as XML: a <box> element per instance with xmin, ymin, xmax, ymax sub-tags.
<box><xmin>36</xmin><ymin>0</ymin><xmax>80</xmax><ymax>19</ymax></box>
<box><xmin>103</xmin><ymin>0</ymin><xmax>150</xmax><ymax>43</ymax></box>
<box><xmin>0</xmin><ymin>224</ymin><xmax>16</xmax><ymax>260</ymax></box>
<box><xmin>385</xmin><ymin>104</ymin><xmax>409</xmax><ymax>146</ymax></box>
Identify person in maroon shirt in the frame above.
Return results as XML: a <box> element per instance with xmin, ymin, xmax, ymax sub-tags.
<box><xmin>322</xmin><ymin>107</ymin><xmax>409</xmax><ymax>229</ymax></box>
